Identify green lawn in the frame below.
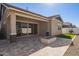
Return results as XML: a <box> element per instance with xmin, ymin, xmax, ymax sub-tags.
<box><xmin>56</xmin><ymin>34</ymin><xmax>76</xmax><ymax>39</ymax></box>
<box><xmin>64</xmin><ymin>34</ymin><xmax>76</xmax><ymax>39</ymax></box>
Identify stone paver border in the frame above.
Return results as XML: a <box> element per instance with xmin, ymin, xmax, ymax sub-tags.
<box><xmin>63</xmin><ymin>35</ymin><xmax>77</xmax><ymax>55</ymax></box>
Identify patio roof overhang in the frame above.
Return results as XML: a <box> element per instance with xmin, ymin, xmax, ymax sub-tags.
<box><xmin>9</xmin><ymin>8</ymin><xmax>48</xmax><ymax>22</ymax></box>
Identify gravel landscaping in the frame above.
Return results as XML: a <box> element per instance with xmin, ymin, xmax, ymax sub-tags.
<box><xmin>0</xmin><ymin>36</ymin><xmax>72</xmax><ymax>56</ymax></box>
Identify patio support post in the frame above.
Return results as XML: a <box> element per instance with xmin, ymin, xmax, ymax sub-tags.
<box><xmin>9</xmin><ymin>14</ymin><xmax>16</xmax><ymax>43</ymax></box>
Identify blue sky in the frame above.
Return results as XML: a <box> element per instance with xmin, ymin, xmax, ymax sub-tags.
<box><xmin>10</xmin><ymin>3</ymin><xmax>79</xmax><ymax>27</ymax></box>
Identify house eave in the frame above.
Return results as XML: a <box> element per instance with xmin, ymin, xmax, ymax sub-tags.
<box><xmin>9</xmin><ymin>7</ymin><xmax>48</xmax><ymax>22</ymax></box>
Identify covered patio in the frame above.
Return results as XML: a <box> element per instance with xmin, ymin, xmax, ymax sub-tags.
<box><xmin>6</xmin><ymin>10</ymin><xmax>49</xmax><ymax>42</ymax></box>
<box><xmin>16</xmin><ymin>15</ymin><xmax>48</xmax><ymax>37</ymax></box>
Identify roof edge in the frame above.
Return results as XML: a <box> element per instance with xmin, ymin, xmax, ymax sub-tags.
<box><xmin>2</xmin><ymin>3</ymin><xmax>47</xmax><ymax>18</ymax></box>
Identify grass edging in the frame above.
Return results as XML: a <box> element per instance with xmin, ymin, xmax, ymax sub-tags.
<box><xmin>63</xmin><ymin>35</ymin><xmax>77</xmax><ymax>55</ymax></box>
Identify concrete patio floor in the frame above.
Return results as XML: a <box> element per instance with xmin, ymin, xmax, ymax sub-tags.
<box><xmin>0</xmin><ymin>36</ymin><xmax>72</xmax><ymax>56</ymax></box>
<box><xmin>30</xmin><ymin>46</ymin><xmax>69</xmax><ymax>56</ymax></box>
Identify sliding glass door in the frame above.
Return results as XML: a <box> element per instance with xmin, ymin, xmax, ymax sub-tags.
<box><xmin>29</xmin><ymin>23</ymin><xmax>37</xmax><ymax>35</ymax></box>
<box><xmin>16</xmin><ymin>22</ymin><xmax>38</xmax><ymax>36</ymax></box>
<box><xmin>29</xmin><ymin>23</ymin><xmax>34</xmax><ymax>35</ymax></box>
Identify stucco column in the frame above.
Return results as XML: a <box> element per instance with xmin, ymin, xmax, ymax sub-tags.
<box><xmin>10</xmin><ymin>14</ymin><xmax>16</xmax><ymax>42</ymax></box>
<box><xmin>47</xmin><ymin>21</ymin><xmax>51</xmax><ymax>36</ymax></box>
<box><xmin>47</xmin><ymin>22</ymin><xmax>49</xmax><ymax>32</ymax></box>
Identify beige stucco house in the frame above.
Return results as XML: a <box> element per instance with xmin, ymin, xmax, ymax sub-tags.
<box><xmin>0</xmin><ymin>3</ymin><xmax>63</xmax><ymax>42</ymax></box>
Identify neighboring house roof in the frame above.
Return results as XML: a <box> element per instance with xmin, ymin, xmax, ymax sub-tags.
<box><xmin>62</xmin><ymin>22</ymin><xmax>72</xmax><ymax>28</ymax></box>
<box><xmin>63</xmin><ymin>22</ymin><xmax>72</xmax><ymax>25</ymax></box>
<box><xmin>62</xmin><ymin>22</ymin><xmax>77</xmax><ymax>28</ymax></box>
<box><xmin>2</xmin><ymin>3</ymin><xmax>47</xmax><ymax>18</ymax></box>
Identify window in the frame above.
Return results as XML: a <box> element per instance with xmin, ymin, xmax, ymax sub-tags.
<box><xmin>29</xmin><ymin>23</ymin><xmax>34</xmax><ymax>34</ymax></box>
<box><xmin>57</xmin><ymin>23</ymin><xmax>61</xmax><ymax>30</ymax></box>
<box><xmin>58</xmin><ymin>26</ymin><xmax>61</xmax><ymax>30</ymax></box>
